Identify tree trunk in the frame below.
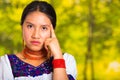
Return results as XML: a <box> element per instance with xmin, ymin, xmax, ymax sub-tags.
<box><xmin>84</xmin><ymin>0</ymin><xmax>94</xmax><ymax>80</ymax></box>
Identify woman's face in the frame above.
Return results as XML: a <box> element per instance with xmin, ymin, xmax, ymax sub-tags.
<box><xmin>22</xmin><ymin>11</ymin><xmax>51</xmax><ymax>51</ymax></box>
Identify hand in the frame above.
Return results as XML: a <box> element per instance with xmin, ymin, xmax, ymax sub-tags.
<box><xmin>44</xmin><ymin>25</ymin><xmax>63</xmax><ymax>59</ymax></box>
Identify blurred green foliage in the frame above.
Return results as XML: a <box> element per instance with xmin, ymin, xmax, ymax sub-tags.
<box><xmin>0</xmin><ymin>0</ymin><xmax>120</xmax><ymax>80</ymax></box>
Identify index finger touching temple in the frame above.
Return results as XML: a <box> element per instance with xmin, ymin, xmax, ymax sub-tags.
<box><xmin>50</xmin><ymin>24</ymin><xmax>56</xmax><ymax>38</ymax></box>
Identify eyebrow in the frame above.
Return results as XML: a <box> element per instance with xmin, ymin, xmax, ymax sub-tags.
<box><xmin>41</xmin><ymin>24</ymin><xmax>50</xmax><ymax>27</ymax></box>
<box><xmin>25</xmin><ymin>21</ymin><xmax>51</xmax><ymax>27</ymax></box>
<box><xmin>25</xmin><ymin>21</ymin><xmax>34</xmax><ymax>25</ymax></box>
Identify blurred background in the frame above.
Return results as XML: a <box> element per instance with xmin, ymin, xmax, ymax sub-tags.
<box><xmin>0</xmin><ymin>0</ymin><xmax>120</xmax><ymax>80</ymax></box>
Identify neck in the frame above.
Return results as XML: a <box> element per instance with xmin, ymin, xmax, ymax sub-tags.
<box><xmin>22</xmin><ymin>46</ymin><xmax>43</xmax><ymax>60</ymax></box>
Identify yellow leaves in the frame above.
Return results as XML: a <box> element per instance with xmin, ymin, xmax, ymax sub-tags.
<box><xmin>106</xmin><ymin>61</ymin><xmax>120</xmax><ymax>73</ymax></box>
<box><xmin>0</xmin><ymin>46</ymin><xmax>10</xmax><ymax>56</ymax></box>
<box><xmin>104</xmin><ymin>39</ymin><xmax>116</xmax><ymax>46</ymax></box>
<box><xmin>103</xmin><ymin>41</ymin><xmax>117</xmax><ymax>57</ymax></box>
<box><xmin>10</xmin><ymin>0</ymin><xmax>31</xmax><ymax>6</ymax></box>
<box><xmin>8</xmin><ymin>8</ymin><xmax>22</xmax><ymax>22</ymax></box>
<box><xmin>62</xmin><ymin>0</ymin><xmax>74</xmax><ymax>8</ymax></box>
<box><xmin>97</xmin><ymin>1</ymin><xmax>110</xmax><ymax>13</ymax></box>
<box><xmin>0</xmin><ymin>47</ymin><xmax>6</xmax><ymax>56</ymax></box>
<box><xmin>76</xmin><ymin>63</ymin><xmax>84</xmax><ymax>80</ymax></box>
<box><xmin>75</xmin><ymin>5</ymin><xmax>82</xmax><ymax>12</ymax></box>
<box><xmin>91</xmin><ymin>60</ymin><xmax>120</xmax><ymax>80</ymax></box>
<box><xmin>105</xmin><ymin>61</ymin><xmax>120</xmax><ymax>80</ymax></box>
<box><xmin>0</xmin><ymin>10</ymin><xmax>2</xmax><ymax>19</ymax></box>
<box><xmin>113</xmin><ymin>27</ymin><xmax>120</xmax><ymax>38</ymax></box>
<box><xmin>113</xmin><ymin>0</ymin><xmax>120</xmax><ymax>5</ymax></box>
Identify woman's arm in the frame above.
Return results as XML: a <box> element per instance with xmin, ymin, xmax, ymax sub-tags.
<box><xmin>52</xmin><ymin>55</ymin><xmax>68</xmax><ymax>80</ymax></box>
<box><xmin>52</xmin><ymin>53</ymin><xmax>77</xmax><ymax>80</ymax></box>
<box><xmin>44</xmin><ymin>25</ymin><xmax>69</xmax><ymax>80</ymax></box>
<box><xmin>53</xmin><ymin>68</ymin><xmax>68</xmax><ymax>80</ymax></box>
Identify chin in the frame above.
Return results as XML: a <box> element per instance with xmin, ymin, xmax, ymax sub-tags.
<box><xmin>30</xmin><ymin>46</ymin><xmax>42</xmax><ymax>51</ymax></box>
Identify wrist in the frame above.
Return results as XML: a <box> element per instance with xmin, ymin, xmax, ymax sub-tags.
<box><xmin>53</xmin><ymin>55</ymin><xmax>63</xmax><ymax>59</ymax></box>
<box><xmin>53</xmin><ymin>52</ymin><xmax>63</xmax><ymax>59</ymax></box>
<box><xmin>52</xmin><ymin>59</ymin><xmax>66</xmax><ymax>68</ymax></box>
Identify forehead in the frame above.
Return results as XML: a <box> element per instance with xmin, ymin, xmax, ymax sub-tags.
<box><xmin>24</xmin><ymin>11</ymin><xmax>51</xmax><ymax>25</ymax></box>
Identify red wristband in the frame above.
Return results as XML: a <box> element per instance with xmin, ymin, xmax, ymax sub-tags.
<box><xmin>52</xmin><ymin>59</ymin><xmax>66</xmax><ymax>68</ymax></box>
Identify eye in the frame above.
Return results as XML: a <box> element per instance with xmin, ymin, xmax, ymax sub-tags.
<box><xmin>41</xmin><ymin>25</ymin><xmax>48</xmax><ymax>31</ymax></box>
<box><xmin>27</xmin><ymin>24</ymin><xmax>33</xmax><ymax>29</ymax></box>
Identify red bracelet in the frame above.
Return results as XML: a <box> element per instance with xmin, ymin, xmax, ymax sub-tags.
<box><xmin>52</xmin><ymin>59</ymin><xmax>66</xmax><ymax>68</ymax></box>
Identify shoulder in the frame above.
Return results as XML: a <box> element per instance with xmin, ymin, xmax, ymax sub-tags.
<box><xmin>63</xmin><ymin>53</ymin><xmax>77</xmax><ymax>79</ymax></box>
<box><xmin>63</xmin><ymin>53</ymin><xmax>77</xmax><ymax>70</ymax></box>
<box><xmin>63</xmin><ymin>53</ymin><xmax>76</xmax><ymax>62</ymax></box>
<box><xmin>0</xmin><ymin>54</ymin><xmax>14</xmax><ymax>60</ymax></box>
<box><xmin>0</xmin><ymin>54</ymin><xmax>8</xmax><ymax>61</ymax></box>
<box><xmin>0</xmin><ymin>54</ymin><xmax>15</xmax><ymax>79</ymax></box>
<box><xmin>0</xmin><ymin>54</ymin><xmax>10</xmax><ymax>72</ymax></box>
<box><xmin>0</xmin><ymin>54</ymin><xmax>10</xmax><ymax>66</ymax></box>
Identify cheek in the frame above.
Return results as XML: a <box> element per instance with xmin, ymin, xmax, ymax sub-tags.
<box><xmin>22</xmin><ymin>28</ymin><xmax>31</xmax><ymax>41</ymax></box>
<box><xmin>41</xmin><ymin>31</ymin><xmax>50</xmax><ymax>40</ymax></box>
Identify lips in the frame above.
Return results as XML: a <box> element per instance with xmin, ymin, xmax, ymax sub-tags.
<box><xmin>30</xmin><ymin>41</ymin><xmax>41</xmax><ymax>45</ymax></box>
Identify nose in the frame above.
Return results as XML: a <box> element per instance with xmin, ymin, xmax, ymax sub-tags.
<box><xmin>31</xmin><ymin>28</ymin><xmax>40</xmax><ymax>39</ymax></box>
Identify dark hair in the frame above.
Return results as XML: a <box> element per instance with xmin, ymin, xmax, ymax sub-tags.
<box><xmin>21</xmin><ymin>1</ymin><xmax>56</xmax><ymax>29</ymax></box>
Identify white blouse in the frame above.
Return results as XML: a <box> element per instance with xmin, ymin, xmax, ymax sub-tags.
<box><xmin>0</xmin><ymin>53</ymin><xmax>77</xmax><ymax>80</ymax></box>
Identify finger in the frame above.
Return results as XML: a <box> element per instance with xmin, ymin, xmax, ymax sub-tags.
<box><xmin>44</xmin><ymin>43</ymin><xmax>51</xmax><ymax>59</ymax></box>
<box><xmin>50</xmin><ymin>24</ymin><xmax>56</xmax><ymax>38</ymax></box>
<box><xmin>44</xmin><ymin>38</ymin><xmax>51</xmax><ymax>52</ymax></box>
<box><xmin>44</xmin><ymin>43</ymin><xmax>49</xmax><ymax>52</ymax></box>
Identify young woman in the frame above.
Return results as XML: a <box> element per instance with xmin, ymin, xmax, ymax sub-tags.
<box><xmin>0</xmin><ymin>1</ymin><xmax>77</xmax><ymax>80</ymax></box>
